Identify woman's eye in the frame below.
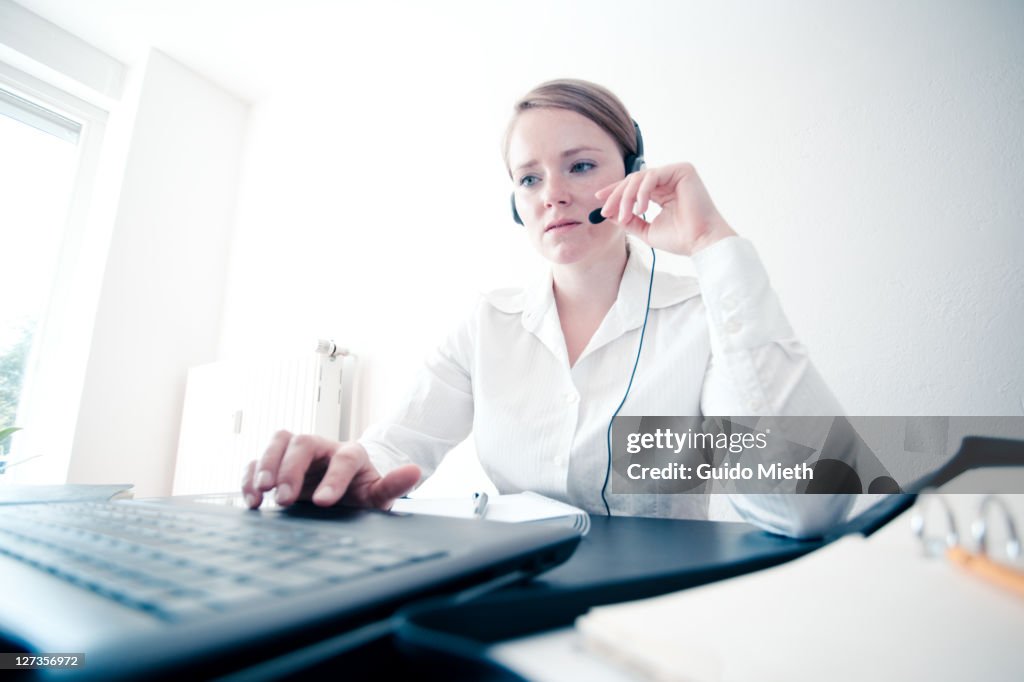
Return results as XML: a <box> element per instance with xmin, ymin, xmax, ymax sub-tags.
<box><xmin>571</xmin><ymin>161</ymin><xmax>595</xmax><ymax>173</ymax></box>
<box><xmin>519</xmin><ymin>175</ymin><xmax>540</xmax><ymax>187</ymax></box>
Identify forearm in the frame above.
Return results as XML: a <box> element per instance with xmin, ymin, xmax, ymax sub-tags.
<box><xmin>693</xmin><ymin>236</ymin><xmax>852</xmax><ymax>536</ymax></box>
<box><xmin>358</xmin><ymin>316</ymin><xmax>477</xmax><ymax>483</ymax></box>
<box><xmin>694</xmin><ymin>235</ymin><xmax>843</xmax><ymax>417</ymax></box>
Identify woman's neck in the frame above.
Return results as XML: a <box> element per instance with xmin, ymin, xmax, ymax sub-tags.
<box><xmin>551</xmin><ymin>241</ymin><xmax>629</xmax><ymax>313</ymax></box>
<box><xmin>551</xmin><ymin>241</ymin><xmax>629</xmax><ymax>366</ymax></box>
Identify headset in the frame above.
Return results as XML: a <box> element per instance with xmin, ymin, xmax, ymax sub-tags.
<box><xmin>511</xmin><ymin>120</ymin><xmax>646</xmax><ymax>226</ymax></box>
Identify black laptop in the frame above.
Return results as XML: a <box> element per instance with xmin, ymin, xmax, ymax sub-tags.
<box><xmin>0</xmin><ymin>494</ymin><xmax>580</xmax><ymax>680</ymax></box>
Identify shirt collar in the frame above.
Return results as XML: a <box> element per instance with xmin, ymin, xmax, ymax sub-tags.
<box><xmin>484</xmin><ymin>245</ymin><xmax>701</xmax><ymax>316</ymax></box>
<box><xmin>483</xmin><ymin>245</ymin><xmax>701</xmax><ymax>361</ymax></box>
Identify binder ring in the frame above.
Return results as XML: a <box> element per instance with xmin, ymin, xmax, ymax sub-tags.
<box><xmin>971</xmin><ymin>494</ymin><xmax>1021</xmax><ymax>561</ymax></box>
<box><xmin>910</xmin><ymin>490</ymin><xmax>958</xmax><ymax>556</ymax></box>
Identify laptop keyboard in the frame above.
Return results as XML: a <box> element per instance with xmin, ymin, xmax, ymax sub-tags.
<box><xmin>0</xmin><ymin>502</ymin><xmax>448</xmax><ymax>622</ymax></box>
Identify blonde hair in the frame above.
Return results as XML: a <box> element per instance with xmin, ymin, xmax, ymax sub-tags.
<box><xmin>502</xmin><ymin>78</ymin><xmax>636</xmax><ymax>176</ymax></box>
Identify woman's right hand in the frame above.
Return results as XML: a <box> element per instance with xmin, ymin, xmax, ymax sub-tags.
<box><xmin>240</xmin><ymin>430</ymin><xmax>421</xmax><ymax>510</ymax></box>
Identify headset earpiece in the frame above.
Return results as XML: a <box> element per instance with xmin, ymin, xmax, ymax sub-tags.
<box><xmin>511</xmin><ymin>193</ymin><xmax>523</xmax><ymax>226</ymax></box>
<box><xmin>622</xmin><ymin>120</ymin><xmax>646</xmax><ymax>175</ymax></box>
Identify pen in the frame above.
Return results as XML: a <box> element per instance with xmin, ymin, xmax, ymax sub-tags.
<box><xmin>946</xmin><ymin>545</ymin><xmax>1024</xmax><ymax>599</ymax></box>
<box><xmin>473</xmin><ymin>491</ymin><xmax>489</xmax><ymax>519</ymax></box>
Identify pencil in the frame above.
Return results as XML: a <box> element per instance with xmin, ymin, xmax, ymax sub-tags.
<box><xmin>946</xmin><ymin>545</ymin><xmax>1024</xmax><ymax>599</ymax></box>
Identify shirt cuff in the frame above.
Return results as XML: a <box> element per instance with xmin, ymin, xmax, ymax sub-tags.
<box><xmin>728</xmin><ymin>493</ymin><xmax>855</xmax><ymax>539</ymax></box>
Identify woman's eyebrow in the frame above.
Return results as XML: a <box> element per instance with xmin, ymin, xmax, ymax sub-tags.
<box><xmin>513</xmin><ymin>147</ymin><xmax>604</xmax><ymax>174</ymax></box>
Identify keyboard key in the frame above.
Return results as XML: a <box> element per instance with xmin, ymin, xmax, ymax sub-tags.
<box><xmin>288</xmin><ymin>558</ymin><xmax>375</xmax><ymax>582</ymax></box>
<box><xmin>356</xmin><ymin>552</ymin><xmax>413</xmax><ymax>570</ymax></box>
<box><xmin>261</xmin><ymin>570</ymin><xmax>333</xmax><ymax>595</ymax></box>
<box><xmin>152</xmin><ymin>597</ymin><xmax>222</xmax><ymax>622</ymax></box>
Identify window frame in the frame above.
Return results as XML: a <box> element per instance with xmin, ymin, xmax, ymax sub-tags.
<box><xmin>0</xmin><ymin>60</ymin><xmax>110</xmax><ymax>484</ymax></box>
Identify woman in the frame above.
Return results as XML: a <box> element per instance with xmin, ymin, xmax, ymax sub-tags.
<box><xmin>242</xmin><ymin>79</ymin><xmax>850</xmax><ymax>538</ymax></box>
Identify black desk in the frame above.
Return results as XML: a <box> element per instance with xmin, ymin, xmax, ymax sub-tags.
<box><xmin>540</xmin><ymin>514</ymin><xmax>819</xmax><ymax>592</ymax></box>
<box><xmin>403</xmin><ymin>515</ymin><xmax>822</xmax><ymax>634</ymax></box>
<box><xmin>226</xmin><ymin>515</ymin><xmax>829</xmax><ymax>681</ymax></box>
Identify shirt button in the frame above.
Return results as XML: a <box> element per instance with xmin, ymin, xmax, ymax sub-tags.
<box><xmin>565</xmin><ymin>392</ymin><xmax>579</xmax><ymax>404</ymax></box>
<box><xmin>724</xmin><ymin>320</ymin><xmax>742</xmax><ymax>334</ymax></box>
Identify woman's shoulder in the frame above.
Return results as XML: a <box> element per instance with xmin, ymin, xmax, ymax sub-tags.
<box><xmin>479</xmin><ymin>286</ymin><xmax>526</xmax><ymax>314</ymax></box>
<box><xmin>649</xmin><ymin>269</ymin><xmax>702</xmax><ymax>310</ymax></box>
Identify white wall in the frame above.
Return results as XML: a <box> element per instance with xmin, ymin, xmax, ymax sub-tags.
<box><xmin>218</xmin><ymin>1</ymin><xmax>1024</xmax><ymax>494</ymax></box>
<box><xmin>65</xmin><ymin>50</ymin><xmax>247</xmax><ymax>497</ymax></box>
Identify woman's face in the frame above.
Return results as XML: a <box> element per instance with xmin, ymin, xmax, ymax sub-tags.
<box><xmin>507</xmin><ymin>108</ymin><xmax>627</xmax><ymax>266</ymax></box>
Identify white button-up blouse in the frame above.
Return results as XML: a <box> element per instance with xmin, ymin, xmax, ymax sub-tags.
<box><xmin>360</xmin><ymin>237</ymin><xmax>852</xmax><ymax>538</ymax></box>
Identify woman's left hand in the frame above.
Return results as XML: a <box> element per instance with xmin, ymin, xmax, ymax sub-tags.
<box><xmin>594</xmin><ymin>162</ymin><xmax>737</xmax><ymax>256</ymax></box>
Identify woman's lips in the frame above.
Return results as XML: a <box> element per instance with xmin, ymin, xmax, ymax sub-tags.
<box><xmin>546</xmin><ymin>220</ymin><xmax>581</xmax><ymax>232</ymax></box>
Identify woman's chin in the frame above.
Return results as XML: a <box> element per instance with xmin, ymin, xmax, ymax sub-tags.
<box><xmin>538</xmin><ymin>235</ymin><xmax>624</xmax><ymax>268</ymax></box>
<box><xmin>540</xmin><ymin>244</ymin><xmax>591</xmax><ymax>266</ymax></box>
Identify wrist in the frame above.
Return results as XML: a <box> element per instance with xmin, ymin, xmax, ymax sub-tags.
<box><xmin>689</xmin><ymin>218</ymin><xmax>737</xmax><ymax>255</ymax></box>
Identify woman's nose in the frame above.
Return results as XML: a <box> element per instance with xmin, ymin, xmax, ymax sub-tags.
<box><xmin>542</xmin><ymin>175</ymin><xmax>572</xmax><ymax>207</ymax></box>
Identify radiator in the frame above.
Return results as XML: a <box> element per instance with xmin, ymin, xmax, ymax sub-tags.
<box><xmin>173</xmin><ymin>342</ymin><xmax>356</xmax><ymax>495</ymax></box>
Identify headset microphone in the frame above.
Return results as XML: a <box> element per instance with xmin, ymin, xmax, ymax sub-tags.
<box><xmin>588</xmin><ymin>208</ymin><xmax>606</xmax><ymax>224</ymax></box>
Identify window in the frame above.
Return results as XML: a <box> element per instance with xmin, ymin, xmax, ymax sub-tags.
<box><xmin>0</xmin><ymin>88</ymin><xmax>81</xmax><ymax>469</ymax></box>
<box><xmin>0</xmin><ymin>71</ymin><xmax>106</xmax><ymax>480</ymax></box>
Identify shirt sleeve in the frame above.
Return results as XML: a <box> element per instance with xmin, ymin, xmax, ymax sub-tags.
<box><xmin>357</xmin><ymin>308</ymin><xmax>476</xmax><ymax>484</ymax></box>
<box><xmin>692</xmin><ymin>236</ymin><xmax>855</xmax><ymax>539</ymax></box>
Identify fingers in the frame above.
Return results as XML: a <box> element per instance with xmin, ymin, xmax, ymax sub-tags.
<box><xmin>309</xmin><ymin>443</ymin><xmax>368</xmax><ymax>507</ymax></box>
<box><xmin>275</xmin><ymin>433</ymin><xmax>337</xmax><ymax>505</ymax></box>
<box><xmin>621</xmin><ymin>171</ymin><xmax>657</xmax><ymax>236</ymax></box>
<box><xmin>597</xmin><ymin>170</ymin><xmax>658</xmax><ymax>225</ymax></box>
<box><xmin>244</xmin><ymin>433</ymin><xmax>422</xmax><ymax>513</ymax></box>
<box><xmin>369</xmin><ymin>464</ymin><xmax>422</xmax><ymax>510</ymax></box>
<box><xmin>253</xmin><ymin>429</ymin><xmax>293</xmax><ymax>494</ymax></box>
<box><xmin>635</xmin><ymin>171</ymin><xmax>659</xmax><ymax>215</ymax></box>
<box><xmin>619</xmin><ymin>211</ymin><xmax>651</xmax><ymax>237</ymax></box>
<box><xmin>241</xmin><ymin>460</ymin><xmax>262</xmax><ymax>509</ymax></box>
<box><xmin>616</xmin><ymin>172</ymin><xmax>647</xmax><ymax>224</ymax></box>
<box><xmin>309</xmin><ymin>443</ymin><xmax>420</xmax><ymax>510</ymax></box>
<box><xmin>598</xmin><ymin>177</ymin><xmax>629</xmax><ymax>222</ymax></box>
